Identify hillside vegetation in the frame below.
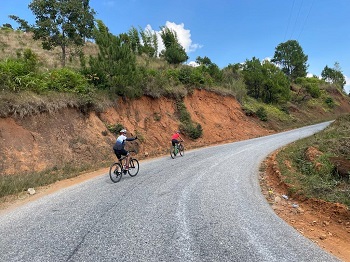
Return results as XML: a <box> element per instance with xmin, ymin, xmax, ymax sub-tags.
<box><xmin>0</xmin><ymin>26</ymin><xmax>350</xmax><ymax>208</ymax></box>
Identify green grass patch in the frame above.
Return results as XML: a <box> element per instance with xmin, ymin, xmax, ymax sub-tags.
<box><xmin>276</xmin><ymin>114</ymin><xmax>350</xmax><ymax>208</ymax></box>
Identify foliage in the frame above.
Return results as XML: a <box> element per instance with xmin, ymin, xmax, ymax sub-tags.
<box><xmin>242</xmin><ymin>57</ymin><xmax>290</xmax><ymax>103</ymax></box>
<box><xmin>139</xmin><ymin>26</ymin><xmax>158</xmax><ymax>57</ymax></box>
<box><xmin>106</xmin><ymin>123</ymin><xmax>124</xmax><ymax>135</ymax></box>
<box><xmin>176</xmin><ymin>100</ymin><xmax>203</xmax><ymax>139</ymax></box>
<box><xmin>256</xmin><ymin>107</ymin><xmax>267</xmax><ymax>121</ymax></box>
<box><xmin>276</xmin><ymin>114</ymin><xmax>350</xmax><ymax>207</ymax></box>
<box><xmin>47</xmin><ymin>68</ymin><xmax>91</xmax><ymax>94</ymax></box>
<box><xmin>0</xmin><ymin>49</ymin><xmax>44</xmax><ymax>92</ymax></box>
<box><xmin>196</xmin><ymin>56</ymin><xmax>223</xmax><ymax>82</ymax></box>
<box><xmin>160</xmin><ymin>27</ymin><xmax>188</xmax><ymax>64</ymax></box>
<box><xmin>295</xmin><ymin>77</ymin><xmax>321</xmax><ymax>98</ymax></box>
<box><xmin>87</xmin><ymin>20</ymin><xmax>143</xmax><ymax>98</ymax></box>
<box><xmin>321</xmin><ymin>62</ymin><xmax>346</xmax><ymax>89</ymax></box>
<box><xmin>11</xmin><ymin>0</ymin><xmax>96</xmax><ymax>67</ymax></box>
<box><xmin>324</xmin><ymin>97</ymin><xmax>335</xmax><ymax>108</ymax></box>
<box><xmin>272</xmin><ymin>40</ymin><xmax>308</xmax><ymax>80</ymax></box>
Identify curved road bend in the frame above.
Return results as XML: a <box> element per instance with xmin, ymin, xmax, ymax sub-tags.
<box><xmin>0</xmin><ymin>121</ymin><xmax>340</xmax><ymax>262</ymax></box>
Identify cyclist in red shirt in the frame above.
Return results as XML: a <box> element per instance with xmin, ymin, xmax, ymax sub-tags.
<box><xmin>171</xmin><ymin>130</ymin><xmax>183</xmax><ymax>147</ymax></box>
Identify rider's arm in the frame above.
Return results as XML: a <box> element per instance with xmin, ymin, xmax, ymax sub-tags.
<box><xmin>126</xmin><ymin>136</ymin><xmax>137</xmax><ymax>141</ymax></box>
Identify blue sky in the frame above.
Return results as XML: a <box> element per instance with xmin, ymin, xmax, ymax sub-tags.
<box><xmin>1</xmin><ymin>0</ymin><xmax>350</xmax><ymax>93</ymax></box>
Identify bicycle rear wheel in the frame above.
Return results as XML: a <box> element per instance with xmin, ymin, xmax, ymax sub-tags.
<box><xmin>170</xmin><ymin>146</ymin><xmax>176</xmax><ymax>159</ymax></box>
<box><xmin>109</xmin><ymin>162</ymin><xmax>122</xmax><ymax>183</ymax></box>
<box><xmin>128</xmin><ymin>158</ymin><xmax>139</xmax><ymax>177</ymax></box>
<box><xmin>179</xmin><ymin>144</ymin><xmax>184</xmax><ymax>156</ymax></box>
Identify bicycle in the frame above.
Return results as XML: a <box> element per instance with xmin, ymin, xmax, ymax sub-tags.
<box><xmin>170</xmin><ymin>141</ymin><xmax>184</xmax><ymax>159</ymax></box>
<box><xmin>109</xmin><ymin>150</ymin><xmax>140</xmax><ymax>183</ymax></box>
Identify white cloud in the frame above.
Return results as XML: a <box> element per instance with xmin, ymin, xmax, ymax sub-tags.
<box><xmin>344</xmin><ymin>75</ymin><xmax>350</xmax><ymax>94</ymax></box>
<box><xmin>144</xmin><ymin>22</ymin><xmax>202</xmax><ymax>56</ymax></box>
<box><xmin>164</xmin><ymin>21</ymin><xmax>202</xmax><ymax>53</ymax></box>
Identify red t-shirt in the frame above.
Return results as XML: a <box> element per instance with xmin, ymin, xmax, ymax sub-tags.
<box><xmin>171</xmin><ymin>133</ymin><xmax>180</xmax><ymax>140</ymax></box>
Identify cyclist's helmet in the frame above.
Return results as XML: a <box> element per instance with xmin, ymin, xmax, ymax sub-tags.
<box><xmin>120</xmin><ymin>129</ymin><xmax>127</xmax><ymax>134</ymax></box>
<box><xmin>176</xmin><ymin>130</ymin><xmax>180</xmax><ymax>133</ymax></box>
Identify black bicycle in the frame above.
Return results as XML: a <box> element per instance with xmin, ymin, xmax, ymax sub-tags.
<box><xmin>170</xmin><ymin>141</ymin><xmax>184</xmax><ymax>159</ymax></box>
<box><xmin>109</xmin><ymin>150</ymin><xmax>139</xmax><ymax>183</ymax></box>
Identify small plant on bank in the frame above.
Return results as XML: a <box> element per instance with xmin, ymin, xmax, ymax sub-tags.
<box><xmin>176</xmin><ymin>100</ymin><xmax>203</xmax><ymax>139</ymax></box>
<box><xmin>256</xmin><ymin>107</ymin><xmax>267</xmax><ymax>121</ymax></box>
<box><xmin>106</xmin><ymin>123</ymin><xmax>124</xmax><ymax>135</ymax></box>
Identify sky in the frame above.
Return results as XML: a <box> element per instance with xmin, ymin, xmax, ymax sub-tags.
<box><xmin>1</xmin><ymin>0</ymin><xmax>350</xmax><ymax>93</ymax></box>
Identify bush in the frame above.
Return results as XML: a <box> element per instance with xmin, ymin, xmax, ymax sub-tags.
<box><xmin>325</xmin><ymin>97</ymin><xmax>335</xmax><ymax>108</ymax></box>
<box><xmin>176</xmin><ymin>100</ymin><xmax>203</xmax><ymax>139</ymax></box>
<box><xmin>256</xmin><ymin>107</ymin><xmax>267</xmax><ymax>121</ymax></box>
<box><xmin>295</xmin><ymin>77</ymin><xmax>321</xmax><ymax>98</ymax></box>
<box><xmin>47</xmin><ymin>68</ymin><xmax>91</xmax><ymax>94</ymax></box>
<box><xmin>106</xmin><ymin>123</ymin><xmax>124</xmax><ymax>135</ymax></box>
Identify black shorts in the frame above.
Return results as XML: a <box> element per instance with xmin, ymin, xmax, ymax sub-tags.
<box><xmin>171</xmin><ymin>139</ymin><xmax>179</xmax><ymax>146</ymax></box>
<box><xmin>114</xmin><ymin>149</ymin><xmax>128</xmax><ymax>159</ymax></box>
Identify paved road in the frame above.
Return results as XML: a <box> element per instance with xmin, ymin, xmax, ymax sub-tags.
<box><xmin>0</xmin><ymin>121</ymin><xmax>341</xmax><ymax>262</ymax></box>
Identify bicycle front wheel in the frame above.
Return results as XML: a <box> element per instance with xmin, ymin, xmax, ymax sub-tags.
<box><xmin>109</xmin><ymin>162</ymin><xmax>122</xmax><ymax>183</ymax></box>
<box><xmin>179</xmin><ymin>144</ymin><xmax>184</xmax><ymax>156</ymax></box>
<box><xmin>128</xmin><ymin>158</ymin><xmax>139</xmax><ymax>177</ymax></box>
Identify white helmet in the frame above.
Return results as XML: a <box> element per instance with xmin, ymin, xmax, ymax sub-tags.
<box><xmin>120</xmin><ymin>129</ymin><xmax>127</xmax><ymax>134</ymax></box>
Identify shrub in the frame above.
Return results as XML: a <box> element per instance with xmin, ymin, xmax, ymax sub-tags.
<box><xmin>176</xmin><ymin>100</ymin><xmax>203</xmax><ymax>139</ymax></box>
<box><xmin>325</xmin><ymin>97</ymin><xmax>335</xmax><ymax>108</ymax></box>
<box><xmin>256</xmin><ymin>107</ymin><xmax>267</xmax><ymax>121</ymax></box>
<box><xmin>106</xmin><ymin>123</ymin><xmax>124</xmax><ymax>135</ymax></box>
<box><xmin>47</xmin><ymin>68</ymin><xmax>91</xmax><ymax>94</ymax></box>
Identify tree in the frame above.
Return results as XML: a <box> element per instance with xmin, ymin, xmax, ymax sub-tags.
<box><xmin>8</xmin><ymin>16</ymin><xmax>31</xmax><ymax>32</ymax></box>
<box><xmin>196</xmin><ymin>56</ymin><xmax>222</xmax><ymax>82</ymax></box>
<box><xmin>88</xmin><ymin>20</ymin><xmax>141</xmax><ymax>97</ymax></box>
<box><xmin>272</xmin><ymin>40</ymin><xmax>308</xmax><ymax>80</ymax></box>
<box><xmin>321</xmin><ymin>62</ymin><xmax>346</xmax><ymax>89</ymax></box>
<box><xmin>242</xmin><ymin>57</ymin><xmax>264</xmax><ymax>99</ymax></box>
<box><xmin>160</xmin><ymin>27</ymin><xmax>188</xmax><ymax>64</ymax></box>
<box><xmin>2</xmin><ymin>23</ymin><xmax>13</xmax><ymax>30</ymax></box>
<box><xmin>139</xmin><ymin>27</ymin><xmax>158</xmax><ymax>58</ymax></box>
<box><xmin>242</xmin><ymin>57</ymin><xmax>290</xmax><ymax>103</ymax></box>
<box><xmin>11</xmin><ymin>0</ymin><xmax>95</xmax><ymax>67</ymax></box>
<box><xmin>260</xmin><ymin>60</ymin><xmax>290</xmax><ymax>103</ymax></box>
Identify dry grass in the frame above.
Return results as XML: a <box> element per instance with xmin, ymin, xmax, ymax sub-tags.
<box><xmin>0</xmin><ymin>29</ymin><xmax>98</xmax><ymax>70</ymax></box>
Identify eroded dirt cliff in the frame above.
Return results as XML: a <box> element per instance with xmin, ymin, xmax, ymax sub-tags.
<box><xmin>1</xmin><ymin>89</ymin><xmax>350</xmax><ymax>261</ymax></box>
<box><xmin>0</xmin><ymin>89</ymin><xmax>273</xmax><ymax>175</ymax></box>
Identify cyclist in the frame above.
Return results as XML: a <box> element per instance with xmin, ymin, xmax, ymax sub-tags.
<box><xmin>113</xmin><ymin>129</ymin><xmax>137</xmax><ymax>170</ymax></box>
<box><xmin>171</xmin><ymin>130</ymin><xmax>184</xmax><ymax>149</ymax></box>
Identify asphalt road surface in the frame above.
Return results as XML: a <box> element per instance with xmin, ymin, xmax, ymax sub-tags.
<box><xmin>0</xmin><ymin>121</ymin><xmax>341</xmax><ymax>262</ymax></box>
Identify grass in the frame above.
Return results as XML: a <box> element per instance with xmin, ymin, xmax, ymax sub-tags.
<box><xmin>0</xmin><ymin>160</ymin><xmax>110</xmax><ymax>200</ymax></box>
<box><xmin>276</xmin><ymin>114</ymin><xmax>350</xmax><ymax>208</ymax></box>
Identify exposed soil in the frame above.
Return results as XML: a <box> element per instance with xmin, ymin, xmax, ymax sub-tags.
<box><xmin>0</xmin><ymin>89</ymin><xmax>349</xmax><ymax>261</ymax></box>
<box><xmin>260</xmin><ymin>152</ymin><xmax>350</xmax><ymax>262</ymax></box>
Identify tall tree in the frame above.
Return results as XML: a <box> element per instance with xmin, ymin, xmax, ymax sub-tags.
<box><xmin>89</xmin><ymin>20</ymin><xmax>141</xmax><ymax>97</ymax></box>
<box><xmin>160</xmin><ymin>27</ymin><xmax>188</xmax><ymax>64</ymax></box>
<box><xmin>139</xmin><ymin>27</ymin><xmax>158</xmax><ymax>57</ymax></box>
<box><xmin>12</xmin><ymin>0</ymin><xmax>95</xmax><ymax>67</ymax></box>
<box><xmin>272</xmin><ymin>40</ymin><xmax>308</xmax><ymax>80</ymax></box>
<box><xmin>321</xmin><ymin>62</ymin><xmax>346</xmax><ymax>89</ymax></box>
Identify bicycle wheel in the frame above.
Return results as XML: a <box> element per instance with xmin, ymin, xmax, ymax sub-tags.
<box><xmin>128</xmin><ymin>158</ymin><xmax>139</xmax><ymax>177</ymax></box>
<box><xmin>179</xmin><ymin>144</ymin><xmax>184</xmax><ymax>156</ymax></box>
<box><xmin>109</xmin><ymin>162</ymin><xmax>122</xmax><ymax>183</ymax></box>
<box><xmin>170</xmin><ymin>146</ymin><xmax>176</xmax><ymax>159</ymax></box>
